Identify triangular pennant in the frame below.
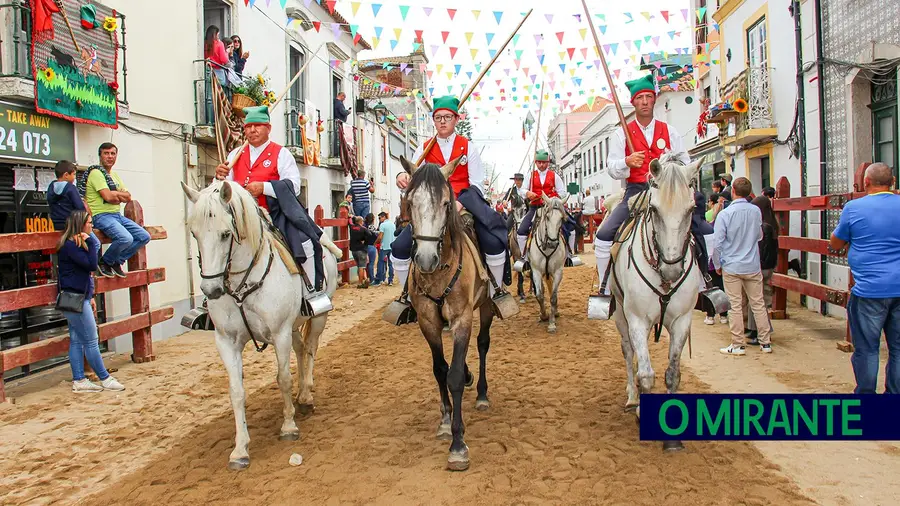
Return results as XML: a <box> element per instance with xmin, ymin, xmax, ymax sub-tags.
<box><xmin>399</xmin><ymin>5</ymin><xmax>410</xmax><ymax>20</ymax></box>
<box><xmin>493</xmin><ymin>11</ymin><xmax>503</xmax><ymax>24</ymax></box>
<box><xmin>447</xmin><ymin>8</ymin><xmax>457</xmax><ymax>20</ymax></box>
<box><xmin>312</xmin><ymin>21</ymin><xmax>321</xmax><ymax>32</ymax></box>
<box><xmin>441</xmin><ymin>31</ymin><xmax>450</xmax><ymax>43</ymax></box>
<box><xmin>423</xmin><ymin>7</ymin><xmax>432</xmax><ymax>16</ymax></box>
<box><xmin>325</xmin><ymin>0</ymin><xmax>336</xmax><ymax>14</ymax></box>
<box><xmin>467</xmin><ymin>71</ymin><xmax>473</xmax><ymax>79</ymax></box>
<box><xmin>390</xmin><ymin>39</ymin><xmax>398</xmax><ymax>50</ymax></box>
<box><xmin>513</xmin><ymin>34</ymin><xmax>520</xmax><ymax>46</ymax></box>
<box><xmin>454</xmin><ymin>64</ymin><xmax>462</xmax><ymax>74</ymax></box>
<box><xmin>633</xmin><ymin>40</ymin><xmax>641</xmax><ymax>51</ymax></box>
<box><xmin>371</xmin><ymin>3</ymin><xmax>381</xmax><ymax>17</ymax></box>
<box><xmin>578</xmin><ymin>28</ymin><xmax>588</xmax><ymax>41</ymax></box>
<box><xmin>371</xmin><ymin>37</ymin><xmax>380</xmax><ymax>49</ymax></box>
<box><xmin>624</xmin><ymin>12</ymin><xmax>633</xmax><ymax>23</ymax></box>
<box><xmin>652</xmin><ymin>36</ymin><xmax>660</xmax><ymax>46</ymax></box>
<box><xmin>393</xmin><ymin>28</ymin><xmax>402</xmax><ymax>40</ymax></box>
<box><xmin>486</xmin><ymin>33</ymin><xmax>495</xmax><ymax>45</ymax></box>
<box><xmin>431</xmin><ymin>45</ymin><xmax>440</xmax><ymax>56</ymax></box>
<box><xmin>331</xmin><ymin>23</ymin><xmax>341</xmax><ymax>38</ymax></box>
<box><xmin>489</xmin><ymin>49</ymin><xmax>497</xmax><ymax>58</ymax></box>
<box><xmin>641</xmin><ymin>11</ymin><xmax>651</xmax><ymax>21</ymax></box>
<box><xmin>566</xmin><ymin>48</ymin><xmax>575</xmax><ymax>59</ymax></box>
<box><xmin>351</xmin><ymin>2</ymin><xmax>361</xmax><ymax>16</ymax></box>
<box><xmin>472</xmin><ymin>9</ymin><xmax>480</xmax><ymax>20</ymax></box>
<box><xmin>515</xmin><ymin>49</ymin><xmax>524</xmax><ymax>60</ymax></box>
<box><xmin>470</xmin><ymin>49</ymin><xmax>478</xmax><ymax>59</ymax></box>
<box><xmin>681</xmin><ymin>9</ymin><xmax>689</xmax><ymax>21</ymax></box>
<box><xmin>414</xmin><ymin>29</ymin><xmax>423</xmax><ymax>41</ymax></box>
<box><xmin>436</xmin><ymin>64</ymin><xmax>444</xmax><ymax>73</ymax></box>
<box><xmin>697</xmin><ymin>7</ymin><xmax>707</xmax><ymax>21</ymax></box>
<box><xmin>449</xmin><ymin>47</ymin><xmax>458</xmax><ymax>58</ymax></box>
<box><xmin>556</xmin><ymin>32</ymin><xmax>565</xmax><ymax>44</ymax></box>
<box><xmin>465</xmin><ymin>32</ymin><xmax>474</xmax><ymax>45</ymax></box>
<box><xmin>580</xmin><ymin>48</ymin><xmax>588</xmax><ymax>59</ymax></box>
<box><xmin>661</xmin><ymin>10</ymin><xmax>669</xmax><ymax>23</ymax></box>
<box><xmin>545</xmin><ymin>14</ymin><xmax>554</xmax><ymax>24</ymax></box>
<box><xmin>374</xmin><ymin>26</ymin><xmax>383</xmax><ymax>38</ymax></box>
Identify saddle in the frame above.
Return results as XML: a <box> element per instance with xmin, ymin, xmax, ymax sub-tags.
<box><xmin>609</xmin><ymin>190</ymin><xmax>651</xmax><ymax>263</ymax></box>
<box><xmin>459</xmin><ymin>209</ymin><xmax>489</xmax><ymax>285</ymax></box>
<box><xmin>271</xmin><ymin>237</ymin><xmax>301</xmax><ymax>276</ymax></box>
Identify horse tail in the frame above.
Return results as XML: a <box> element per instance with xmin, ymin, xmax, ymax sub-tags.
<box><xmin>319</xmin><ymin>233</ymin><xmax>342</xmax><ymax>258</ymax></box>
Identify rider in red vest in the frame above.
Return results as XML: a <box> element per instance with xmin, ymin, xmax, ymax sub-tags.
<box><xmin>215</xmin><ymin>105</ymin><xmax>327</xmax><ymax>300</ymax></box>
<box><xmin>592</xmin><ymin>74</ymin><xmax>691</xmax><ymax>295</ymax></box>
<box><xmin>391</xmin><ymin>96</ymin><xmax>510</xmax><ymax>307</ymax></box>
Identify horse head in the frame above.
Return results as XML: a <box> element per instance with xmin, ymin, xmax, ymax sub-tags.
<box><xmin>538</xmin><ymin>194</ymin><xmax>566</xmax><ymax>248</ymax></box>
<box><xmin>399</xmin><ymin>156</ymin><xmax>463</xmax><ymax>274</ymax></box>
<box><xmin>647</xmin><ymin>153</ymin><xmax>702</xmax><ymax>282</ymax></box>
<box><xmin>181</xmin><ymin>179</ymin><xmax>262</xmax><ymax>299</ymax></box>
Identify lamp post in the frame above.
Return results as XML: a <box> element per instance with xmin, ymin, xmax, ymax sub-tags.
<box><xmin>373</xmin><ymin>101</ymin><xmax>388</xmax><ymax>124</ymax></box>
<box><xmin>574</xmin><ymin>152</ymin><xmax>583</xmax><ymax>188</ymax></box>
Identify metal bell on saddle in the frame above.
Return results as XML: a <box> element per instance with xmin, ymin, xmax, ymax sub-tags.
<box><xmin>383</xmin><ymin>296</ymin><xmax>418</xmax><ymax>326</ymax></box>
<box><xmin>301</xmin><ymin>290</ymin><xmax>333</xmax><ymax>317</ymax></box>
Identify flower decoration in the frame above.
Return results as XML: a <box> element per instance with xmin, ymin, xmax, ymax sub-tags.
<box><xmin>43</xmin><ymin>67</ymin><xmax>55</xmax><ymax>82</ymax></box>
<box><xmin>257</xmin><ymin>74</ymin><xmax>265</xmax><ymax>85</ymax></box>
<box><xmin>108</xmin><ymin>81</ymin><xmax>119</xmax><ymax>94</ymax></box>
<box><xmin>733</xmin><ymin>98</ymin><xmax>749</xmax><ymax>113</ymax></box>
<box><xmin>298</xmin><ymin>113</ymin><xmax>308</xmax><ymax>125</ymax></box>
<box><xmin>316</xmin><ymin>120</ymin><xmax>325</xmax><ymax>133</ymax></box>
<box><xmin>102</xmin><ymin>16</ymin><xmax>117</xmax><ymax>32</ymax></box>
<box><xmin>268</xmin><ymin>91</ymin><xmax>276</xmax><ymax>102</ymax></box>
<box><xmin>261</xmin><ymin>99</ymin><xmax>270</xmax><ymax>106</ymax></box>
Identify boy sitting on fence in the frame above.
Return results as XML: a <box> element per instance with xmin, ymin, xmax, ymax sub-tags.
<box><xmin>48</xmin><ymin>161</ymin><xmax>87</xmax><ymax>231</ymax></box>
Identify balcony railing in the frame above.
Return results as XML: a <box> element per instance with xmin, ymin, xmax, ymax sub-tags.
<box><xmin>0</xmin><ymin>0</ymin><xmax>32</xmax><ymax>78</ymax></box>
<box><xmin>284</xmin><ymin>97</ymin><xmax>307</xmax><ymax>148</ymax></box>
<box><xmin>721</xmin><ymin>66</ymin><xmax>775</xmax><ymax>136</ymax></box>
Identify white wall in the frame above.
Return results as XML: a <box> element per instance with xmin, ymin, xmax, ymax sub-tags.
<box><xmin>655</xmin><ymin>90</ymin><xmax>699</xmax><ymax>153</ymax></box>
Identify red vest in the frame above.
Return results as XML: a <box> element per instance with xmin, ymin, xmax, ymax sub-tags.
<box><xmin>232</xmin><ymin>142</ymin><xmax>282</xmax><ymax>209</ymax></box>
<box><xmin>424</xmin><ymin>135</ymin><xmax>469</xmax><ymax>197</ymax></box>
<box><xmin>625</xmin><ymin>120</ymin><xmax>671</xmax><ymax>184</ymax></box>
<box><xmin>529</xmin><ymin>169</ymin><xmax>559</xmax><ymax>206</ymax></box>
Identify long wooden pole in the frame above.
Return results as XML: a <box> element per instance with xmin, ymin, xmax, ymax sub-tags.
<box><xmin>523</xmin><ymin>81</ymin><xmax>546</xmax><ymax>179</ymax></box>
<box><xmin>580</xmin><ymin>0</ymin><xmax>635</xmax><ymax>154</ymax></box>
<box><xmin>223</xmin><ymin>42</ymin><xmax>326</xmax><ymax>171</ymax></box>
<box><xmin>415</xmin><ymin>9</ymin><xmax>534</xmax><ymax>166</ymax></box>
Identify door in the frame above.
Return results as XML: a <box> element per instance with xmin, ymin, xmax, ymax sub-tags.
<box><xmin>287</xmin><ymin>46</ymin><xmax>306</xmax><ymax>147</ymax></box>
<box><xmin>871</xmin><ymin>72</ymin><xmax>898</xmax><ymax>176</ymax></box>
<box><xmin>203</xmin><ymin>0</ymin><xmax>232</xmax><ymax>38</ymax></box>
<box><xmin>760</xmin><ymin>156</ymin><xmax>771</xmax><ymax>191</ymax></box>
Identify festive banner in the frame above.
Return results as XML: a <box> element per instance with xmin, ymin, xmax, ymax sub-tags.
<box><xmin>31</xmin><ymin>0</ymin><xmax>120</xmax><ymax>128</ymax></box>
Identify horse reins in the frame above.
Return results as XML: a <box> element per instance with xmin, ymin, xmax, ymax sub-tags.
<box><xmin>531</xmin><ymin>203</ymin><xmax>563</xmax><ymax>280</ymax></box>
<box><xmin>198</xmin><ymin>202</ymin><xmax>274</xmax><ymax>352</ymax></box>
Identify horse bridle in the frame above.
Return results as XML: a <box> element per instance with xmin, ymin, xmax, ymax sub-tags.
<box><xmin>198</xmin><ymin>200</ymin><xmax>274</xmax><ymax>352</ymax></box>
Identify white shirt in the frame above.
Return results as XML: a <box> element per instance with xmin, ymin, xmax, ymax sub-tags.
<box><xmin>582</xmin><ymin>194</ymin><xmax>598</xmax><ymax>215</ymax></box>
<box><xmin>225</xmin><ymin>140</ymin><xmax>301</xmax><ymax>198</ymax></box>
<box><xmin>524</xmin><ymin>168</ymin><xmax>569</xmax><ymax>200</ymax></box>
<box><xmin>606</xmin><ymin>119</ymin><xmax>691</xmax><ymax>180</ymax></box>
<box><xmin>411</xmin><ymin>133</ymin><xmax>484</xmax><ymax>196</ymax></box>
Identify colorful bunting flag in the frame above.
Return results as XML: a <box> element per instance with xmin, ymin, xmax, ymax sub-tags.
<box><xmin>493</xmin><ymin>11</ymin><xmax>503</xmax><ymax>24</ymax></box>
<box><xmin>399</xmin><ymin>5</ymin><xmax>409</xmax><ymax>20</ymax></box>
<box><xmin>447</xmin><ymin>8</ymin><xmax>456</xmax><ymax>20</ymax></box>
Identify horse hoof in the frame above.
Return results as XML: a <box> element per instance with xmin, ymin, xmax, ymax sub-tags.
<box><xmin>624</xmin><ymin>402</ymin><xmax>639</xmax><ymax>412</ymax></box>
<box><xmin>436</xmin><ymin>424</ymin><xmax>452</xmax><ymax>440</ymax></box>
<box><xmin>475</xmin><ymin>399</ymin><xmax>491</xmax><ymax>411</ymax></box>
<box><xmin>548</xmin><ymin>325</ymin><xmax>557</xmax><ymax>334</ymax></box>
<box><xmin>465</xmin><ymin>371</ymin><xmax>475</xmax><ymax>388</ymax></box>
<box><xmin>447</xmin><ymin>448</ymin><xmax>470</xmax><ymax>471</ymax></box>
<box><xmin>297</xmin><ymin>403</ymin><xmax>315</xmax><ymax>415</ymax></box>
<box><xmin>279</xmin><ymin>431</ymin><xmax>300</xmax><ymax>441</ymax></box>
<box><xmin>519</xmin><ymin>297</ymin><xmax>526</xmax><ymax>303</ymax></box>
<box><xmin>635</xmin><ymin>406</ymin><xmax>641</xmax><ymax>419</ymax></box>
<box><xmin>663</xmin><ymin>440</ymin><xmax>685</xmax><ymax>452</ymax></box>
<box><xmin>227</xmin><ymin>458</ymin><xmax>250</xmax><ymax>471</ymax></box>
<box><xmin>539</xmin><ymin>316</ymin><xmax>549</xmax><ymax>322</ymax></box>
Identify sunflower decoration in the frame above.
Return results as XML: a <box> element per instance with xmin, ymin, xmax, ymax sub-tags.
<box><xmin>42</xmin><ymin>67</ymin><xmax>56</xmax><ymax>82</ymax></box>
<box><xmin>733</xmin><ymin>98</ymin><xmax>749</xmax><ymax>114</ymax></box>
<box><xmin>261</xmin><ymin>99</ymin><xmax>270</xmax><ymax>106</ymax></box>
<box><xmin>102</xmin><ymin>16</ymin><xmax>117</xmax><ymax>32</ymax></box>
<box><xmin>257</xmin><ymin>74</ymin><xmax>266</xmax><ymax>85</ymax></box>
<box><xmin>267</xmin><ymin>91</ymin><xmax>277</xmax><ymax>102</ymax></box>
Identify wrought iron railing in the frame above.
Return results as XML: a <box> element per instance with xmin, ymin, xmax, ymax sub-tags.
<box><xmin>720</xmin><ymin>66</ymin><xmax>774</xmax><ymax>135</ymax></box>
<box><xmin>284</xmin><ymin>97</ymin><xmax>306</xmax><ymax>148</ymax></box>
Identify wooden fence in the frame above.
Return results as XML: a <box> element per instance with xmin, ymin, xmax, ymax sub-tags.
<box><xmin>313</xmin><ymin>205</ymin><xmax>353</xmax><ymax>284</ymax></box>
<box><xmin>0</xmin><ymin>202</ymin><xmax>172</xmax><ymax>401</ymax></box>
<box><xmin>770</xmin><ymin>163</ymin><xmax>871</xmax><ymax>353</ymax></box>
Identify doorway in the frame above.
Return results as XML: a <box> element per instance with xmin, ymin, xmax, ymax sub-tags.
<box><xmin>203</xmin><ymin>0</ymin><xmax>232</xmax><ymax>38</ymax></box>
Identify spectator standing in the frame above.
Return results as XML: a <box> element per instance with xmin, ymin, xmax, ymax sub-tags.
<box><xmin>365</xmin><ymin>213</ymin><xmax>378</xmax><ymax>283</ymax></box>
<box><xmin>721</xmin><ymin>173</ymin><xmax>733</xmax><ymax>194</ymax></box>
<box><xmin>229</xmin><ymin>35</ymin><xmax>249</xmax><ymax>76</ymax></box>
<box><xmin>82</xmin><ymin>143</ymin><xmax>151</xmax><ymax>278</ymax></box>
<box><xmin>349</xmin><ymin>171</ymin><xmax>373</xmax><ymax>217</ymax></box>
<box><xmin>333</xmin><ymin>92</ymin><xmax>350</xmax><ymax>123</ymax></box>
<box><xmin>581</xmin><ymin>188</ymin><xmax>598</xmax><ymax>217</ymax></box>
<box><xmin>763</xmin><ymin>186</ymin><xmax>776</xmax><ymax>199</ymax></box>
<box><xmin>744</xmin><ymin>195</ymin><xmax>779</xmax><ymax>343</ymax></box>
<box><xmin>349</xmin><ymin>216</ymin><xmax>376</xmax><ymax>288</ymax></box>
<box><xmin>56</xmin><ymin>211</ymin><xmax>124</xmax><ymax>393</ymax></box>
<box><xmin>204</xmin><ymin>26</ymin><xmax>230</xmax><ymax>86</ymax></box>
<box><xmin>830</xmin><ymin>163</ymin><xmax>900</xmax><ymax>394</ymax></box>
<box><xmin>712</xmin><ymin>177</ymin><xmax>773</xmax><ymax>355</ymax></box>
<box><xmin>375</xmin><ymin>211</ymin><xmax>396</xmax><ymax>286</ymax></box>
<box><xmin>48</xmin><ymin>160</ymin><xmax>86</xmax><ymax>230</ymax></box>
<box><xmin>338</xmin><ymin>193</ymin><xmax>354</xmax><ymax>217</ymax></box>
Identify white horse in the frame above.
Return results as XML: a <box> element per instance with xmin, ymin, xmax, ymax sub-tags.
<box><xmin>527</xmin><ymin>195</ymin><xmax>568</xmax><ymax>333</ymax></box>
<box><xmin>181</xmin><ymin>180</ymin><xmax>340</xmax><ymax>470</ymax></box>
<box><xmin>608</xmin><ymin>154</ymin><xmax>702</xmax><ymax>451</ymax></box>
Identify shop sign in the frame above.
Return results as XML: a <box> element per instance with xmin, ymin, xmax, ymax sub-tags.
<box><xmin>0</xmin><ymin>101</ymin><xmax>75</xmax><ymax>164</ymax></box>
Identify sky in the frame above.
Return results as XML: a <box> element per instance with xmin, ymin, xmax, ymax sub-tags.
<box><xmin>284</xmin><ymin>0</ymin><xmax>695</xmax><ymax>190</ymax></box>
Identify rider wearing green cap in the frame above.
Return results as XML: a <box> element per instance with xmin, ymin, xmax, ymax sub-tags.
<box><xmin>514</xmin><ymin>149</ymin><xmax>578</xmax><ymax>265</ymax></box>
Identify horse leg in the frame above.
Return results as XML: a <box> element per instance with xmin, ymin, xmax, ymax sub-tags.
<box><xmin>614</xmin><ymin>310</ymin><xmax>639</xmax><ymax>410</ymax></box>
<box><xmin>215</xmin><ymin>333</ymin><xmax>251</xmax><ymax>470</ymax></box>
<box><xmin>447</xmin><ymin>313</ymin><xmax>473</xmax><ymax>471</ymax></box>
<box><xmin>517</xmin><ymin>272</ymin><xmax>525</xmax><ymax>302</ymax></box>
<box><xmin>662</xmin><ymin>313</ymin><xmax>692</xmax><ymax>451</ymax></box>
<box><xmin>627</xmin><ymin>313</ymin><xmax>655</xmax><ymax>414</ymax></box>
<box><xmin>548</xmin><ymin>267</ymin><xmax>563</xmax><ymax>333</ymax></box>
<box><xmin>421</xmin><ymin>310</ymin><xmax>452</xmax><ymax>441</ymax></box>
<box><xmin>295</xmin><ymin>315</ymin><xmax>328</xmax><ymax>415</ymax></box>
<box><xmin>274</xmin><ymin>327</ymin><xmax>300</xmax><ymax>441</ymax></box>
<box><xmin>533</xmin><ymin>266</ymin><xmax>549</xmax><ymax>322</ymax></box>
<box><xmin>475</xmin><ymin>303</ymin><xmax>493</xmax><ymax>410</ymax></box>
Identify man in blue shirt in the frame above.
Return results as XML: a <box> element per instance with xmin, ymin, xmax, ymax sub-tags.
<box><xmin>349</xmin><ymin>170</ymin><xmax>373</xmax><ymax>218</ymax></box>
<box><xmin>374</xmin><ymin>211</ymin><xmax>396</xmax><ymax>286</ymax></box>
<box><xmin>830</xmin><ymin>162</ymin><xmax>900</xmax><ymax>394</ymax></box>
<box><xmin>712</xmin><ymin>177</ymin><xmax>772</xmax><ymax>355</ymax></box>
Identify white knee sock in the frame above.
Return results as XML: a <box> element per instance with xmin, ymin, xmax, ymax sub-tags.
<box><xmin>485</xmin><ymin>252</ymin><xmax>507</xmax><ymax>296</ymax></box>
<box><xmin>301</xmin><ymin>240</ymin><xmax>317</xmax><ymax>290</ymax></box>
<box><xmin>567</xmin><ymin>231</ymin><xmax>576</xmax><ymax>257</ymax></box>
<box><xmin>392</xmin><ymin>255</ymin><xmax>411</xmax><ymax>290</ymax></box>
<box><xmin>516</xmin><ymin>234</ymin><xmax>528</xmax><ymax>256</ymax></box>
<box><xmin>594</xmin><ymin>238</ymin><xmax>613</xmax><ymax>295</ymax></box>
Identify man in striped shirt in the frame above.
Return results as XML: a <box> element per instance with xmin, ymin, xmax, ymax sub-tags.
<box><xmin>349</xmin><ymin>170</ymin><xmax>373</xmax><ymax>217</ymax></box>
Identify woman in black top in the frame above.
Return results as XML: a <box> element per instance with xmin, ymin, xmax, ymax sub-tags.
<box><xmin>230</xmin><ymin>35</ymin><xmax>249</xmax><ymax>76</ymax></box>
<box><xmin>349</xmin><ymin>216</ymin><xmax>376</xmax><ymax>288</ymax></box>
<box><xmin>745</xmin><ymin>196</ymin><xmax>780</xmax><ymax>342</ymax></box>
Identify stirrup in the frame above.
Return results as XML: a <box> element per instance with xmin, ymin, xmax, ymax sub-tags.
<box><xmin>587</xmin><ymin>292</ymin><xmax>615</xmax><ymax>320</ymax></box>
<box><xmin>700</xmin><ymin>286</ymin><xmax>730</xmax><ymax>315</ymax></box>
<box><xmin>490</xmin><ymin>289</ymin><xmax>520</xmax><ymax>320</ymax></box>
<box><xmin>301</xmin><ymin>290</ymin><xmax>333</xmax><ymax>317</ymax></box>
<box><xmin>383</xmin><ymin>297</ymin><xmax>418</xmax><ymax>325</ymax></box>
<box><xmin>513</xmin><ymin>259</ymin><xmax>529</xmax><ymax>273</ymax></box>
<box><xmin>565</xmin><ymin>256</ymin><xmax>584</xmax><ymax>267</ymax></box>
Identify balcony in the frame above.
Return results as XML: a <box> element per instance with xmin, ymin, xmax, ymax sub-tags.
<box><xmin>717</xmin><ymin>67</ymin><xmax>777</xmax><ymax>147</ymax></box>
<box><xmin>1</xmin><ymin>0</ymin><xmax>129</xmax><ymax>116</ymax></box>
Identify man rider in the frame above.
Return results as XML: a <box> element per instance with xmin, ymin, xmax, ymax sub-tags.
<box><xmin>392</xmin><ymin>96</ymin><xmax>510</xmax><ymax>301</ymax></box>
<box><xmin>515</xmin><ymin>150</ymin><xmax>577</xmax><ymax>264</ymax></box>
<box><xmin>503</xmin><ymin>172</ymin><xmax>527</xmax><ymax>229</ymax></box>
<box><xmin>593</xmin><ymin>74</ymin><xmax>690</xmax><ymax>294</ymax></box>
<box><xmin>215</xmin><ymin>105</ymin><xmax>328</xmax><ymax>301</ymax></box>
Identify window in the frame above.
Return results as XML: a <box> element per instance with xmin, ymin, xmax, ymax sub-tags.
<box><xmin>592</xmin><ymin>146</ymin><xmax>597</xmax><ymax>173</ymax></box>
<box><xmin>382</xmin><ymin>133</ymin><xmax>388</xmax><ymax>177</ymax></box>
<box><xmin>286</xmin><ymin>45</ymin><xmax>306</xmax><ymax>146</ymax></box>
<box><xmin>333</xmin><ymin>74</ymin><xmax>343</xmax><ymax>105</ymax></box>
<box><xmin>599</xmin><ymin>141</ymin><xmax>605</xmax><ymax>170</ymax></box>
<box><xmin>203</xmin><ymin>0</ymin><xmax>232</xmax><ymax>44</ymax></box>
<box><xmin>746</xmin><ymin>18</ymin><xmax>767</xmax><ymax>68</ymax></box>
<box><xmin>760</xmin><ymin>156</ymin><xmax>771</xmax><ymax>191</ymax></box>
<box><xmin>695</xmin><ymin>0</ymin><xmax>708</xmax><ymax>53</ymax></box>
<box><xmin>872</xmin><ymin>71</ymin><xmax>898</xmax><ymax>174</ymax></box>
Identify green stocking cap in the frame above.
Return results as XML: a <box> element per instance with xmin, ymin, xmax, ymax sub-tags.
<box><xmin>432</xmin><ymin>96</ymin><xmax>460</xmax><ymax>116</ymax></box>
<box><xmin>80</xmin><ymin>5</ymin><xmax>100</xmax><ymax>29</ymax></box>
<box><xmin>242</xmin><ymin>106</ymin><xmax>271</xmax><ymax>125</ymax></box>
<box><xmin>535</xmin><ymin>150</ymin><xmax>550</xmax><ymax>162</ymax></box>
<box><xmin>625</xmin><ymin>74</ymin><xmax>657</xmax><ymax>103</ymax></box>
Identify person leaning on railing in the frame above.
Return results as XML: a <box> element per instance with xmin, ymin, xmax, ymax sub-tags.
<box><xmin>56</xmin><ymin>211</ymin><xmax>125</xmax><ymax>394</ymax></box>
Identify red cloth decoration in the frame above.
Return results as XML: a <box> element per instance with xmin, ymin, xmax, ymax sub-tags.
<box><xmin>31</xmin><ymin>0</ymin><xmax>60</xmax><ymax>44</ymax></box>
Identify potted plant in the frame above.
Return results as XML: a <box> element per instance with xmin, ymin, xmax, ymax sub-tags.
<box><xmin>232</xmin><ymin>72</ymin><xmax>272</xmax><ymax>114</ymax></box>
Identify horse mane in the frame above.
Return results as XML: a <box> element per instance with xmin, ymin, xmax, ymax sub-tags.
<box><xmin>406</xmin><ymin>163</ymin><xmax>465</xmax><ymax>248</ymax></box>
<box><xmin>189</xmin><ymin>180</ymin><xmax>264</xmax><ymax>247</ymax></box>
<box><xmin>653</xmin><ymin>152</ymin><xmax>693</xmax><ymax>211</ymax></box>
